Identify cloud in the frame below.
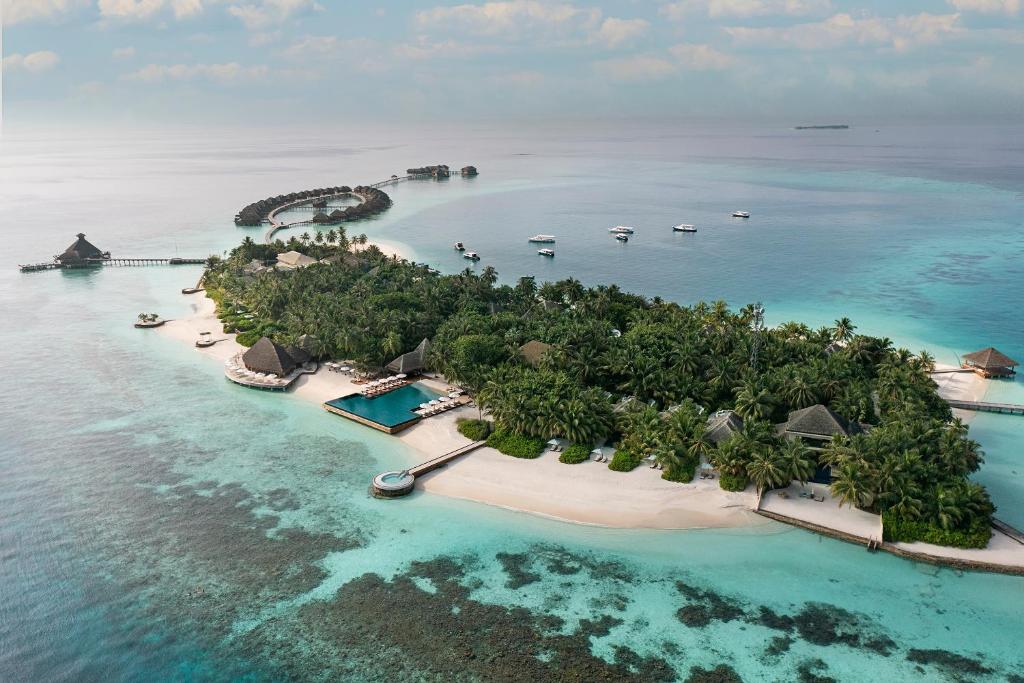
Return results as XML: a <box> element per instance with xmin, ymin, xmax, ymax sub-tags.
<box><xmin>226</xmin><ymin>0</ymin><xmax>321</xmax><ymax>30</ymax></box>
<box><xmin>112</xmin><ymin>46</ymin><xmax>136</xmax><ymax>59</ymax></box>
<box><xmin>592</xmin><ymin>17</ymin><xmax>649</xmax><ymax>48</ymax></box>
<box><xmin>124</xmin><ymin>62</ymin><xmax>269</xmax><ymax>83</ymax></box>
<box><xmin>668</xmin><ymin>43</ymin><xmax>736</xmax><ymax>70</ymax></box>
<box><xmin>1</xmin><ymin>0</ymin><xmax>88</xmax><ymax>25</ymax></box>
<box><xmin>596</xmin><ymin>54</ymin><xmax>678</xmax><ymax>81</ymax></box>
<box><xmin>947</xmin><ymin>0</ymin><xmax>1020</xmax><ymax>14</ymax></box>
<box><xmin>97</xmin><ymin>0</ymin><xmax>203</xmax><ymax>20</ymax></box>
<box><xmin>725</xmin><ymin>13</ymin><xmax>962</xmax><ymax>51</ymax></box>
<box><xmin>2</xmin><ymin>51</ymin><xmax>61</xmax><ymax>73</ymax></box>
<box><xmin>659</xmin><ymin>0</ymin><xmax>831</xmax><ymax>20</ymax></box>
<box><xmin>416</xmin><ymin>1</ymin><xmax>601</xmax><ymax>39</ymax></box>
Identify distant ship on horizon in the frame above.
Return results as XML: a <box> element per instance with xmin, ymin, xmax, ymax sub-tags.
<box><xmin>794</xmin><ymin>124</ymin><xmax>850</xmax><ymax>130</ymax></box>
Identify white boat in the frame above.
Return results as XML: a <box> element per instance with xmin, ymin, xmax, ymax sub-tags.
<box><xmin>454</xmin><ymin>241</ymin><xmax>465</xmax><ymax>250</ymax></box>
<box><xmin>608</xmin><ymin>225</ymin><xmax>635</xmax><ymax>234</ymax></box>
<box><xmin>615</xmin><ymin>234</ymin><xmax>629</xmax><ymax>243</ymax></box>
<box><xmin>673</xmin><ymin>224</ymin><xmax>697</xmax><ymax>232</ymax></box>
<box><xmin>463</xmin><ymin>251</ymin><xmax>480</xmax><ymax>261</ymax></box>
<box><xmin>732</xmin><ymin>211</ymin><xmax>750</xmax><ymax>218</ymax></box>
<box><xmin>528</xmin><ymin>234</ymin><xmax>556</xmax><ymax>243</ymax></box>
<box><xmin>537</xmin><ymin>248</ymin><xmax>555</xmax><ymax>257</ymax></box>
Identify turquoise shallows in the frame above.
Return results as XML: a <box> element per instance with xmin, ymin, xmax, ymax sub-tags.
<box><xmin>325</xmin><ymin>383</ymin><xmax>442</xmax><ymax>428</ymax></box>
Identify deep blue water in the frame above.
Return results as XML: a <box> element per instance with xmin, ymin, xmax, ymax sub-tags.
<box><xmin>1</xmin><ymin>124</ymin><xmax>1023</xmax><ymax>681</ymax></box>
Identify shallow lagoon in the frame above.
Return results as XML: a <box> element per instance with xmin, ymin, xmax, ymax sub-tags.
<box><xmin>1</xmin><ymin>124</ymin><xmax>1023</xmax><ymax>680</ymax></box>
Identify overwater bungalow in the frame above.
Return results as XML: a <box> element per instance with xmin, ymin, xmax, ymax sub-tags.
<box><xmin>312</xmin><ymin>211</ymin><xmax>331</xmax><ymax>224</ymax></box>
<box><xmin>962</xmin><ymin>347</ymin><xmax>1018</xmax><ymax>378</ymax></box>
<box><xmin>328</xmin><ymin>209</ymin><xmax>346</xmax><ymax>222</ymax></box>
<box><xmin>461</xmin><ymin>165</ymin><xmax>478</xmax><ymax>176</ymax></box>
<box><xmin>56</xmin><ymin>233</ymin><xmax>110</xmax><ymax>265</ymax></box>
<box><xmin>386</xmin><ymin>339</ymin><xmax>431</xmax><ymax>375</ymax></box>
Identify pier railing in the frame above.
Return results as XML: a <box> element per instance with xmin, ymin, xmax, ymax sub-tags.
<box><xmin>946</xmin><ymin>399</ymin><xmax>1024</xmax><ymax>415</ymax></box>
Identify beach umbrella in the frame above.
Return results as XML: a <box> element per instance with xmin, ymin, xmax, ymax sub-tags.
<box><xmin>419</xmin><ymin>403</ymin><xmax>430</xmax><ymax>409</ymax></box>
<box><xmin>547</xmin><ymin>439</ymin><xmax>560</xmax><ymax>446</ymax></box>
<box><xmin>428</xmin><ymin>400</ymin><xmax>439</xmax><ymax>406</ymax></box>
<box><xmin>396</xmin><ymin>373</ymin><xmax>407</xmax><ymax>379</ymax></box>
<box><xmin>438</xmin><ymin>396</ymin><xmax>449</xmax><ymax>402</ymax></box>
<box><xmin>448</xmin><ymin>392</ymin><xmax>461</xmax><ymax>398</ymax></box>
<box><xmin>340</xmin><ymin>366</ymin><xmax>351</xmax><ymax>372</ymax></box>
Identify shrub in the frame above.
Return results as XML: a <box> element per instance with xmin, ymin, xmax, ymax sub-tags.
<box><xmin>457</xmin><ymin>418</ymin><xmax>491</xmax><ymax>442</ymax></box>
<box><xmin>486</xmin><ymin>429</ymin><xmax>544</xmax><ymax>459</ymax></box>
<box><xmin>559</xmin><ymin>444</ymin><xmax>590</xmax><ymax>464</ymax></box>
<box><xmin>662</xmin><ymin>452</ymin><xmax>698</xmax><ymax>483</ymax></box>
<box><xmin>235</xmin><ymin>330</ymin><xmax>261</xmax><ymax>347</ymax></box>
<box><xmin>608</xmin><ymin>450</ymin><xmax>642</xmax><ymax>472</ymax></box>
<box><xmin>719</xmin><ymin>472</ymin><xmax>748</xmax><ymax>492</ymax></box>
<box><xmin>881</xmin><ymin>512</ymin><xmax>991</xmax><ymax>549</ymax></box>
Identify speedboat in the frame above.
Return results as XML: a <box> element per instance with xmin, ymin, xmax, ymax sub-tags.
<box><xmin>537</xmin><ymin>248</ymin><xmax>555</xmax><ymax>257</ymax></box>
<box><xmin>615</xmin><ymin>234</ymin><xmax>629</xmax><ymax>243</ymax></box>
<box><xmin>732</xmin><ymin>211</ymin><xmax>750</xmax><ymax>218</ymax></box>
<box><xmin>454</xmin><ymin>241</ymin><xmax>465</xmax><ymax>251</ymax></box>
<box><xmin>463</xmin><ymin>251</ymin><xmax>480</xmax><ymax>261</ymax></box>
<box><xmin>608</xmin><ymin>226</ymin><xmax>635</xmax><ymax>234</ymax></box>
<box><xmin>528</xmin><ymin>234</ymin><xmax>556</xmax><ymax>243</ymax></box>
<box><xmin>673</xmin><ymin>224</ymin><xmax>697</xmax><ymax>232</ymax></box>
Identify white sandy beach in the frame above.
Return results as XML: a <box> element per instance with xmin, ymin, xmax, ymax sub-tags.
<box><xmin>931</xmin><ymin>362</ymin><xmax>989</xmax><ymax>421</ymax></box>
<box><xmin>160</xmin><ymin>298</ymin><xmax>1004</xmax><ymax>539</ymax></box>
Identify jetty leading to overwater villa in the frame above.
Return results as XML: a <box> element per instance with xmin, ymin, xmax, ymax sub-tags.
<box><xmin>18</xmin><ymin>233</ymin><xmax>206</xmax><ymax>272</ymax></box>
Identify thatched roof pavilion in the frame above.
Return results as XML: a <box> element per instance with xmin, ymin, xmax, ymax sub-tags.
<box><xmin>242</xmin><ymin>337</ymin><xmax>298</xmax><ymax>376</ymax></box>
<box><xmin>518</xmin><ymin>340</ymin><xmax>553</xmax><ymax>367</ymax></box>
<box><xmin>312</xmin><ymin>211</ymin><xmax>331</xmax><ymax>224</ymax></box>
<box><xmin>386</xmin><ymin>339</ymin><xmax>431</xmax><ymax>374</ymax></box>
<box><xmin>962</xmin><ymin>347</ymin><xmax>1018</xmax><ymax>377</ymax></box>
<box><xmin>461</xmin><ymin>166</ymin><xmax>478</xmax><ymax>176</ymax></box>
<box><xmin>705</xmin><ymin>410</ymin><xmax>743</xmax><ymax>445</ymax></box>
<box><xmin>778</xmin><ymin>404</ymin><xmax>861</xmax><ymax>450</ymax></box>
<box><xmin>57</xmin><ymin>233</ymin><xmax>107</xmax><ymax>264</ymax></box>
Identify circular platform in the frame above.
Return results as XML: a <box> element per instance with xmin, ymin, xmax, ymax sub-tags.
<box><xmin>372</xmin><ymin>470</ymin><xmax>415</xmax><ymax>498</ymax></box>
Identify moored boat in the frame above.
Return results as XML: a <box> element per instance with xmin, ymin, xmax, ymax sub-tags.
<box><xmin>608</xmin><ymin>225</ymin><xmax>635</xmax><ymax>234</ymax></box>
<box><xmin>528</xmin><ymin>234</ymin><xmax>556</xmax><ymax>243</ymax></box>
<box><xmin>615</xmin><ymin>234</ymin><xmax>629</xmax><ymax>243</ymax></box>
<box><xmin>463</xmin><ymin>251</ymin><xmax>480</xmax><ymax>261</ymax></box>
<box><xmin>537</xmin><ymin>248</ymin><xmax>555</xmax><ymax>257</ymax></box>
<box><xmin>732</xmin><ymin>211</ymin><xmax>750</xmax><ymax>218</ymax></box>
<box><xmin>454</xmin><ymin>241</ymin><xmax>465</xmax><ymax>251</ymax></box>
<box><xmin>673</xmin><ymin>224</ymin><xmax>697</xmax><ymax>232</ymax></box>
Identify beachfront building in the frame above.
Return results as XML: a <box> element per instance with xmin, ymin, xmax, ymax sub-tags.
<box><xmin>962</xmin><ymin>347</ymin><xmax>1018</xmax><ymax>378</ymax></box>
<box><xmin>242</xmin><ymin>337</ymin><xmax>300</xmax><ymax>376</ymax></box>
<box><xmin>705</xmin><ymin>410</ymin><xmax>744</xmax><ymax>445</ymax></box>
<box><xmin>386</xmin><ymin>339</ymin><xmax>431</xmax><ymax>375</ymax></box>
<box><xmin>275</xmin><ymin>251</ymin><xmax>318</xmax><ymax>271</ymax></box>
<box><xmin>778</xmin><ymin>404</ymin><xmax>862</xmax><ymax>452</ymax></box>
<box><xmin>56</xmin><ymin>233</ymin><xmax>109</xmax><ymax>265</ymax></box>
<box><xmin>518</xmin><ymin>340</ymin><xmax>553</xmax><ymax>368</ymax></box>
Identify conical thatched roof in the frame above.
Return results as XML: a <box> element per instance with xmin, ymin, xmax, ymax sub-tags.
<box><xmin>783</xmin><ymin>404</ymin><xmax>853</xmax><ymax>438</ymax></box>
<box><xmin>518</xmin><ymin>340</ymin><xmax>553</xmax><ymax>367</ymax></box>
<box><xmin>963</xmin><ymin>347</ymin><xmax>1018</xmax><ymax>369</ymax></box>
<box><xmin>242</xmin><ymin>337</ymin><xmax>297</xmax><ymax>376</ymax></box>
<box><xmin>705</xmin><ymin>410</ymin><xmax>743</xmax><ymax>444</ymax></box>
<box><xmin>386</xmin><ymin>338</ymin><xmax>431</xmax><ymax>374</ymax></box>
<box><xmin>58</xmin><ymin>233</ymin><xmax>105</xmax><ymax>262</ymax></box>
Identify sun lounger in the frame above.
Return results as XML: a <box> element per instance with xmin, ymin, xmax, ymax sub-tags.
<box><xmin>814</xmin><ymin>494</ymin><xmax>825</xmax><ymax>502</ymax></box>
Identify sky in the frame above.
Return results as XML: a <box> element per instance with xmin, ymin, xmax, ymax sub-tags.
<box><xmin>2</xmin><ymin>0</ymin><xmax>1023</xmax><ymax>126</ymax></box>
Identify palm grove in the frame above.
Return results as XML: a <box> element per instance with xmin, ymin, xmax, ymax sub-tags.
<box><xmin>203</xmin><ymin>235</ymin><xmax>994</xmax><ymax>548</ymax></box>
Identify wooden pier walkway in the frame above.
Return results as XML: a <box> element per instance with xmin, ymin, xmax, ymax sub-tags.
<box><xmin>20</xmin><ymin>257</ymin><xmax>206</xmax><ymax>272</ymax></box>
<box><xmin>946</xmin><ymin>399</ymin><xmax>1024</xmax><ymax>415</ymax></box>
<box><xmin>408</xmin><ymin>440</ymin><xmax>486</xmax><ymax>477</ymax></box>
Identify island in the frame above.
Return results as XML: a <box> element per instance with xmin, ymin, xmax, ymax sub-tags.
<box><xmin>157</xmin><ymin>220</ymin><xmax>1024</xmax><ymax>572</ymax></box>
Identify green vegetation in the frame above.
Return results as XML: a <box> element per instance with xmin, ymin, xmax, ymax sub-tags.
<box><xmin>882</xmin><ymin>511</ymin><xmax>991</xmax><ymax>549</ymax></box>
<box><xmin>235</xmin><ymin>330</ymin><xmax>261</xmax><ymax>347</ymax></box>
<box><xmin>486</xmin><ymin>429</ymin><xmax>545</xmax><ymax>459</ymax></box>
<box><xmin>456</xmin><ymin>418</ymin><xmax>492</xmax><ymax>442</ymax></box>
<box><xmin>203</xmin><ymin>235</ymin><xmax>995</xmax><ymax>547</ymax></box>
<box><xmin>558</xmin><ymin>444</ymin><xmax>591</xmax><ymax>464</ymax></box>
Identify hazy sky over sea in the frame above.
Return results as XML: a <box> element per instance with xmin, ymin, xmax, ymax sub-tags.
<box><xmin>2</xmin><ymin>0</ymin><xmax>1023</xmax><ymax>126</ymax></box>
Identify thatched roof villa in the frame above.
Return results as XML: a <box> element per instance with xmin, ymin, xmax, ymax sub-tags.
<box><xmin>57</xmin><ymin>233</ymin><xmax>108</xmax><ymax>264</ymax></box>
<box><xmin>386</xmin><ymin>339</ymin><xmax>431</xmax><ymax>374</ymax></box>
<box><xmin>242</xmin><ymin>337</ymin><xmax>299</xmax><ymax>376</ymax></box>
<box><xmin>276</xmin><ymin>251</ymin><xmax>318</xmax><ymax>271</ymax></box>
<box><xmin>962</xmin><ymin>347</ymin><xmax>1018</xmax><ymax>378</ymax></box>
<box><xmin>705</xmin><ymin>410</ymin><xmax>743</xmax><ymax>445</ymax></box>
<box><xmin>778</xmin><ymin>404</ymin><xmax>863</xmax><ymax>450</ymax></box>
<box><xmin>518</xmin><ymin>340</ymin><xmax>553</xmax><ymax>368</ymax></box>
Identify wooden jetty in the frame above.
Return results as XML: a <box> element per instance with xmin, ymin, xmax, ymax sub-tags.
<box><xmin>946</xmin><ymin>399</ymin><xmax>1024</xmax><ymax>415</ymax></box>
<box><xmin>408</xmin><ymin>440</ymin><xmax>486</xmax><ymax>477</ymax></box>
<box><xmin>20</xmin><ymin>257</ymin><xmax>205</xmax><ymax>272</ymax></box>
<box><xmin>370</xmin><ymin>440</ymin><xmax>485</xmax><ymax>498</ymax></box>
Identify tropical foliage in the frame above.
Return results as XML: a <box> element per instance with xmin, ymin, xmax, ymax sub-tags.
<box><xmin>559</xmin><ymin>444</ymin><xmax>591</xmax><ymax>464</ymax></box>
<box><xmin>202</xmin><ymin>237</ymin><xmax>995</xmax><ymax>545</ymax></box>
<box><xmin>456</xmin><ymin>418</ymin><xmax>491</xmax><ymax>442</ymax></box>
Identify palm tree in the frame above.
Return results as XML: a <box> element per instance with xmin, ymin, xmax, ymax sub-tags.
<box><xmin>734</xmin><ymin>383</ymin><xmax>775</xmax><ymax>421</ymax></box>
<box><xmin>325</xmin><ymin>229</ymin><xmax>338</xmax><ymax>245</ymax></box>
<box><xmin>915</xmin><ymin>350</ymin><xmax>935</xmax><ymax>372</ymax></box>
<box><xmin>747</xmin><ymin>450</ymin><xmax>786</xmax><ymax>494</ymax></box>
<box><xmin>785</xmin><ymin>376</ymin><xmax>818</xmax><ymax>409</ymax></box>
<box><xmin>300</xmin><ymin>232</ymin><xmax>311</xmax><ymax>245</ymax></box>
<box><xmin>830</xmin><ymin>461</ymin><xmax>874</xmax><ymax>509</ymax></box>
<box><xmin>833</xmin><ymin>317</ymin><xmax>855</xmax><ymax>342</ymax></box>
<box><xmin>778</xmin><ymin>439</ymin><xmax>815</xmax><ymax>485</ymax></box>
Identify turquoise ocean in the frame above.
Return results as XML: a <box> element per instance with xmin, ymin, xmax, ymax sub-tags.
<box><xmin>1</xmin><ymin>124</ymin><xmax>1023</xmax><ymax>681</ymax></box>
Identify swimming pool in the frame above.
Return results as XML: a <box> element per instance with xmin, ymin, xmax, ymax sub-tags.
<box><xmin>323</xmin><ymin>383</ymin><xmax>443</xmax><ymax>433</ymax></box>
